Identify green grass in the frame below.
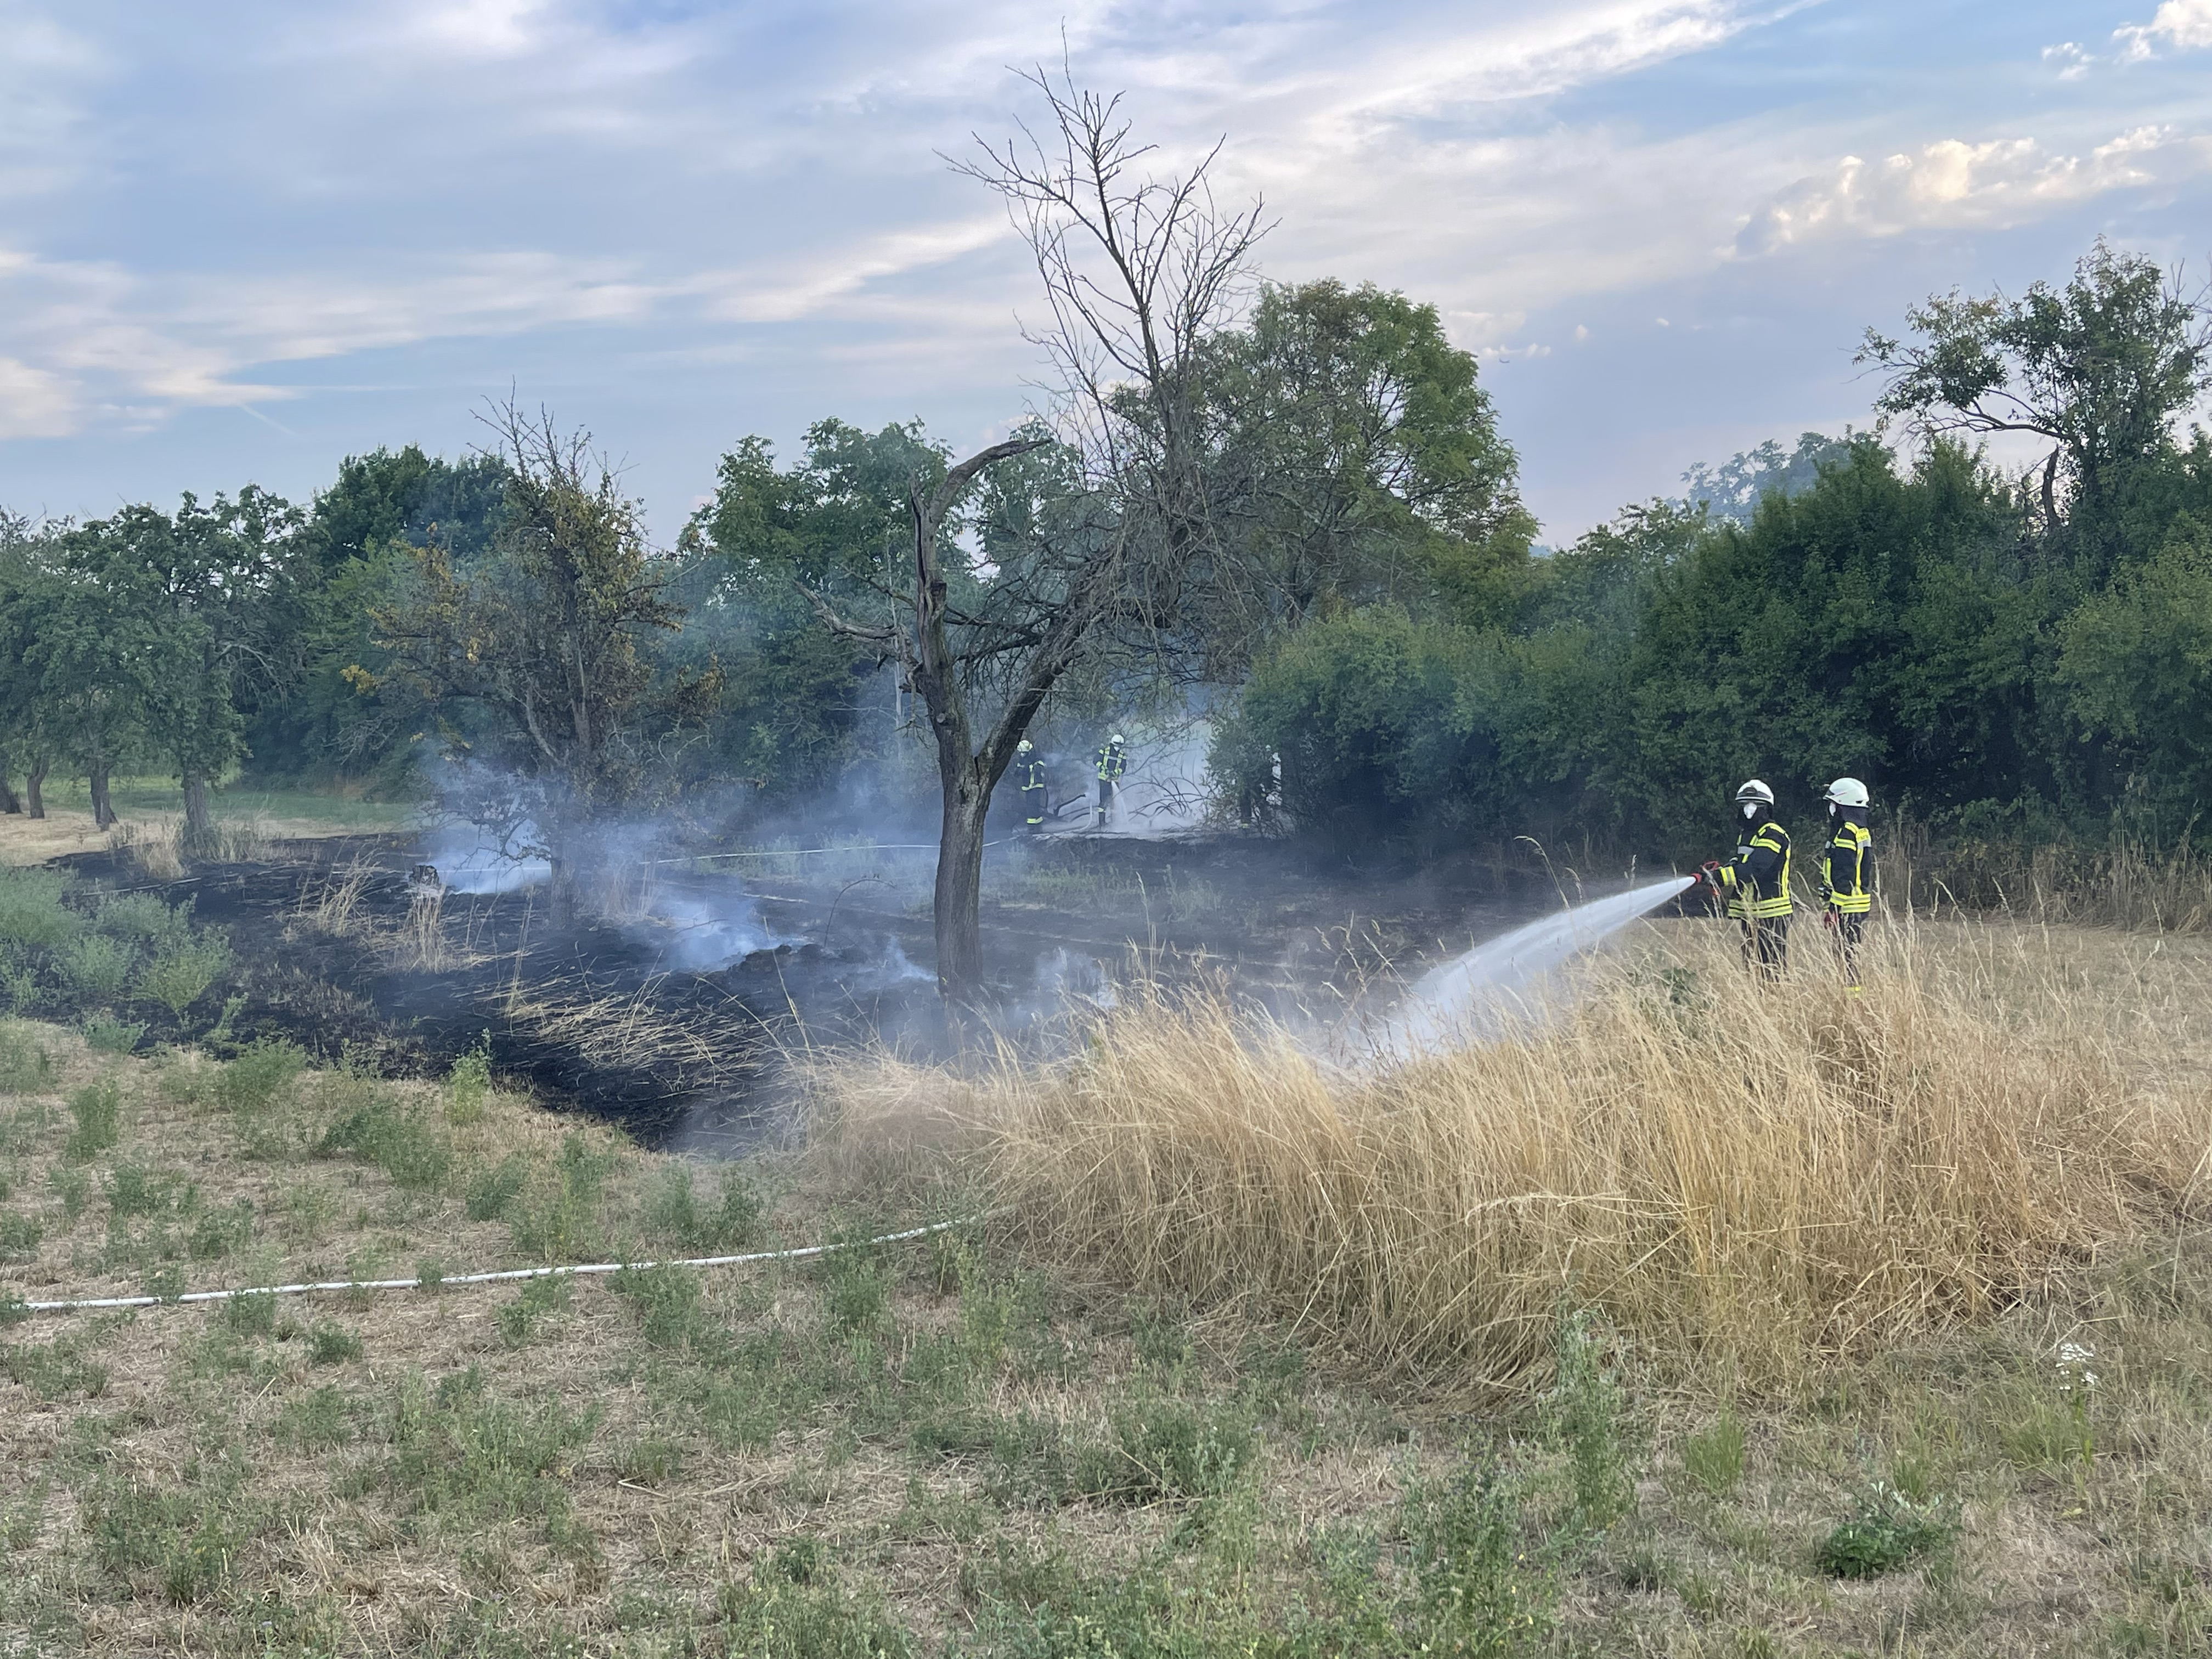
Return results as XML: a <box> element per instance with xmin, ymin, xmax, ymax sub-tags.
<box><xmin>32</xmin><ymin>775</ymin><xmax>419</xmax><ymax>831</ymax></box>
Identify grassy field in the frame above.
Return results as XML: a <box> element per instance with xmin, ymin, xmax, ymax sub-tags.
<box><xmin>0</xmin><ymin>779</ymin><xmax>417</xmax><ymax>867</ymax></box>
<box><xmin>1</xmin><ymin>918</ymin><xmax>2210</xmax><ymax>1654</ymax></box>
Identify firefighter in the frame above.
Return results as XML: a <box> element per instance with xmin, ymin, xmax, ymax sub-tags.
<box><xmin>1015</xmin><ymin>740</ymin><xmax>1049</xmax><ymax>833</ymax></box>
<box><xmin>1702</xmin><ymin>778</ymin><xmax>1793</xmax><ymax>978</ymax></box>
<box><xmin>1819</xmin><ymin>777</ymin><xmax>1874</xmax><ymax>991</ymax></box>
<box><xmin>1094</xmin><ymin>732</ymin><xmax>1127</xmax><ymax>827</ymax></box>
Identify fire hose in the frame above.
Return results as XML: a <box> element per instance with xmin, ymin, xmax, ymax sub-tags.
<box><xmin>7</xmin><ymin>1214</ymin><xmax>987</xmax><ymax>1317</ymax></box>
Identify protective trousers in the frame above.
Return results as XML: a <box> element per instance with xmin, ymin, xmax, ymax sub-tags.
<box><xmin>1741</xmin><ymin>914</ymin><xmax>1789</xmax><ymax>980</ymax></box>
<box><xmin>1022</xmin><ymin>785</ymin><xmax>1047</xmax><ymax>828</ymax></box>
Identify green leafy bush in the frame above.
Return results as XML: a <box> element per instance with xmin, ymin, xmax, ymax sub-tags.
<box><xmin>496</xmin><ymin>1274</ymin><xmax>570</xmax><ymax>1346</ymax></box>
<box><xmin>644</xmin><ymin>1163</ymin><xmax>764</xmax><ymax>1254</ymax></box>
<box><xmin>322</xmin><ymin>1092</ymin><xmax>451</xmax><ymax>1190</ymax></box>
<box><xmin>308</xmin><ymin>1321</ymin><xmax>363</xmax><ymax>1365</ymax></box>
<box><xmin>1072</xmin><ymin>1397</ymin><xmax>1256</xmax><ymax>1504</ymax></box>
<box><xmin>0</xmin><ymin>868</ymin><xmax>77</xmax><ymax>947</ymax></box>
<box><xmin>64</xmin><ymin>1075</ymin><xmax>123</xmax><ymax>1161</ymax></box>
<box><xmin>213</xmin><ymin>1037</ymin><xmax>306</xmax><ymax>1114</ymax></box>
<box><xmin>0</xmin><ymin>1210</ymin><xmax>42</xmax><ymax>1261</ymax></box>
<box><xmin>57</xmin><ymin>933</ymin><xmax>135</xmax><ymax>998</ymax></box>
<box><xmin>1815</xmin><ymin>1483</ymin><xmax>1957</xmax><ymax>1578</ymax></box>
<box><xmin>137</xmin><ymin>934</ymin><xmax>233</xmax><ymax>1021</ymax></box>
<box><xmin>0</xmin><ymin>1024</ymin><xmax>53</xmax><ymax>1094</ymax></box>
<box><xmin>81</xmin><ymin>1014</ymin><xmax>146</xmax><ymax>1056</ymax></box>
<box><xmin>444</xmin><ymin>1033</ymin><xmax>493</xmax><ymax>1125</ymax></box>
<box><xmin>464</xmin><ymin>1154</ymin><xmax>529</xmax><ymax>1221</ymax></box>
<box><xmin>94</xmin><ymin>892</ymin><xmax>194</xmax><ymax>951</ymax></box>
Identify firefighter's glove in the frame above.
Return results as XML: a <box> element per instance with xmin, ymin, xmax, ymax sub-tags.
<box><xmin>1699</xmin><ymin>860</ymin><xmax>1724</xmax><ymax>892</ymax></box>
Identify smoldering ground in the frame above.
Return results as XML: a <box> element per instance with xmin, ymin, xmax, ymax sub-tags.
<box><xmin>30</xmin><ymin>812</ymin><xmax>1639</xmax><ymax>1152</ymax></box>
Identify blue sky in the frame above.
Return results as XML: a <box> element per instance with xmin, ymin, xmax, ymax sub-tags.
<box><xmin>1</xmin><ymin>0</ymin><xmax>2208</xmax><ymax>542</ymax></box>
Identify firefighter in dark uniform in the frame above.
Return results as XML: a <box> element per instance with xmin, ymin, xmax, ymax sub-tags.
<box><xmin>1819</xmin><ymin>776</ymin><xmax>1874</xmax><ymax>991</ymax></box>
<box><xmin>1094</xmin><ymin>732</ymin><xmax>1127</xmax><ymax>827</ymax></box>
<box><xmin>1703</xmin><ymin>778</ymin><xmax>1792</xmax><ymax>978</ymax></box>
<box><xmin>1015</xmin><ymin>740</ymin><xmax>1049</xmax><ymax>833</ymax></box>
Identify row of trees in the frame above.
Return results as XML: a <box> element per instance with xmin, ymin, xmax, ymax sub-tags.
<box><xmin>1215</xmin><ymin>240</ymin><xmax>2212</xmax><ymax>861</ymax></box>
<box><xmin>4</xmin><ymin>76</ymin><xmax>2208</xmax><ymax>991</ymax></box>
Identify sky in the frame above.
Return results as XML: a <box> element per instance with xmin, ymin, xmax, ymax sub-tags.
<box><xmin>1</xmin><ymin>0</ymin><xmax>2208</xmax><ymax>544</ymax></box>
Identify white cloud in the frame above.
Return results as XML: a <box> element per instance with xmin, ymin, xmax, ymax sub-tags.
<box><xmin>2116</xmin><ymin>0</ymin><xmax>2212</xmax><ymax>60</ymax></box>
<box><xmin>2042</xmin><ymin>42</ymin><xmax>2093</xmax><ymax>80</ymax></box>
<box><xmin>0</xmin><ymin>356</ymin><xmax>78</xmax><ymax>439</ymax></box>
<box><xmin>1735</xmin><ymin>126</ymin><xmax>2202</xmax><ymax>252</ymax></box>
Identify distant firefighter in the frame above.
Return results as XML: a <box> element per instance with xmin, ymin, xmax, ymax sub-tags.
<box><xmin>1819</xmin><ymin>777</ymin><xmax>1875</xmax><ymax>992</ymax></box>
<box><xmin>1015</xmin><ymin>739</ymin><xmax>1049</xmax><ymax>833</ymax></box>
<box><xmin>1701</xmin><ymin>778</ymin><xmax>1792</xmax><ymax>979</ymax></box>
<box><xmin>1094</xmin><ymin>732</ymin><xmax>1127</xmax><ymax>827</ymax></box>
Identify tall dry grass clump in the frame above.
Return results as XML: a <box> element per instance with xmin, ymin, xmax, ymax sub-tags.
<box><xmin>816</xmin><ymin>921</ymin><xmax>2212</xmax><ymax>1385</ymax></box>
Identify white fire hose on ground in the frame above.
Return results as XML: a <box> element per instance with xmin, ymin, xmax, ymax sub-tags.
<box><xmin>7</xmin><ymin>1215</ymin><xmax>984</xmax><ymax>1317</ymax></box>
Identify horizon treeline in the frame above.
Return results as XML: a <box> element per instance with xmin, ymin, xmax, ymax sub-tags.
<box><xmin>3</xmin><ymin>239</ymin><xmax>2210</xmax><ymax>865</ymax></box>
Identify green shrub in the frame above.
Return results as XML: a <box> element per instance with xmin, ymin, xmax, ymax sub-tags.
<box><xmin>64</xmin><ymin>1076</ymin><xmax>123</xmax><ymax>1162</ymax></box>
<box><xmin>496</xmin><ymin>1274</ymin><xmax>571</xmax><ymax>1346</ymax></box>
<box><xmin>309</xmin><ymin>1321</ymin><xmax>363</xmax><ymax>1365</ymax></box>
<box><xmin>611</xmin><ymin>1264</ymin><xmax>706</xmax><ymax>1348</ymax></box>
<box><xmin>137</xmin><ymin>933</ymin><xmax>233</xmax><ymax>1021</ymax></box>
<box><xmin>95</xmin><ymin>892</ymin><xmax>193</xmax><ymax>950</ymax></box>
<box><xmin>1405</xmin><ymin>1462</ymin><xmax>1555</xmax><ymax>1656</ymax></box>
<box><xmin>1546</xmin><ymin>1309</ymin><xmax>1634</xmax><ymax>1533</ymax></box>
<box><xmin>105</xmin><ymin>1164</ymin><xmax>187</xmax><ymax>1218</ymax></box>
<box><xmin>0</xmin><ymin>868</ymin><xmax>77</xmax><ymax>947</ymax></box>
<box><xmin>213</xmin><ymin>1037</ymin><xmax>306</xmax><ymax>1114</ymax></box>
<box><xmin>0</xmin><ymin>1210</ymin><xmax>42</xmax><ymax>1261</ymax></box>
<box><xmin>57</xmin><ymin>933</ymin><xmax>134</xmax><ymax>998</ymax></box>
<box><xmin>817</xmin><ymin>1223</ymin><xmax>891</xmax><ymax>1336</ymax></box>
<box><xmin>2</xmin><ymin>1336</ymin><xmax>108</xmax><ymax>1400</ymax></box>
<box><xmin>505</xmin><ymin>1133</ymin><xmax>616</xmax><ymax>1261</ymax></box>
<box><xmin>222</xmin><ymin>1290</ymin><xmax>278</xmax><ymax>1338</ymax></box>
<box><xmin>383</xmin><ymin>1367</ymin><xmax>601</xmax><ymax>1525</ymax></box>
<box><xmin>716</xmin><ymin>1568</ymin><xmax>913</xmax><ymax>1658</ymax></box>
<box><xmin>188</xmin><ymin>1200</ymin><xmax>253</xmax><ymax>1260</ymax></box>
<box><xmin>1815</xmin><ymin>1484</ymin><xmax>1958</xmax><ymax>1579</ymax></box>
<box><xmin>0</xmin><ymin>1025</ymin><xmax>53</xmax><ymax>1094</ymax></box>
<box><xmin>464</xmin><ymin>1155</ymin><xmax>529</xmax><ymax>1221</ymax></box>
<box><xmin>1073</xmin><ymin>1398</ymin><xmax>1257</xmax><ymax>1504</ymax></box>
<box><xmin>323</xmin><ymin>1092</ymin><xmax>451</xmax><ymax>1190</ymax></box>
<box><xmin>444</xmin><ymin>1034</ymin><xmax>492</xmax><ymax>1125</ymax></box>
<box><xmin>81</xmin><ymin>1014</ymin><xmax>146</xmax><ymax>1056</ymax></box>
<box><xmin>645</xmin><ymin>1163</ymin><xmax>765</xmax><ymax>1254</ymax></box>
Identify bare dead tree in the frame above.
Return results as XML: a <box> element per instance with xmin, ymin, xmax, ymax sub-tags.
<box><xmin>802</xmin><ymin>71</ymin><xmax>1265</xmax><ymax>1005</ymax></box>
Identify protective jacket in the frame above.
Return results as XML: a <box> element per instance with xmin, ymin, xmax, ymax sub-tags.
<box><xmin>1095</xmin><ymin>743</ymin><xmax>1126</xmax><ymax>783</ymax></box>
<box><xmin>1015</xmin><ymin>756</ymin><xmax>1047</xmax><ymax>793</ymax></box>
<box><xmin>1822</xmin><ymin>814</ymin><xmax>1873</xmax><ymax>914</ymax></box>
<box><xmin>1716</xmin><ymin>821</ymin><xmax>1792</xmax><ymax>921</ymax></box>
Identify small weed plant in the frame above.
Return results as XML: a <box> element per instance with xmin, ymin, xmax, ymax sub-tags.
<box><xmin>1815</xmin><ymin>1481</ymin><xmax>1960</xmax><ymax>1579</ymax></box>
<box><xmin>64</xmin><ymin>1075</ymin><xmax>123</xmax><ymax>1161</ymax></box>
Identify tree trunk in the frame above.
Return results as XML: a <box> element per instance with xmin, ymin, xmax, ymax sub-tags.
<box><xmin>25</xmin><ymin>759</ymin><xmax>45</xmax><ymax>820</ymax></box>
<box><xmin>0</xmin><ymin>774</ymin><xmax>17</xmax><ymax>815</ymax></box>
<box><xmin>932</xmin><ymin>766</ymin><xmax>991</xmax><ymax>1000</ymax></box>
<box><xmin>89</xmin><ymin>763</ymin><xmax>116</xmax><ymax>830</ymax></box>
<box><xmin>182</xmin><ymin>769</ymin><xmax>212</xmax><ymax>845</ymax></box>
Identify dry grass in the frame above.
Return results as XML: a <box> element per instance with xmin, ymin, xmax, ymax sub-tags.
<box><xmin>816</xmin><ymin>917</ymin><xmax>2212</xmax><ymax>1388</ymax></box>
<box><xmin>287</xmin><ymin>863</ymin><xmax>374</xmax><ymax>938</ymax></box>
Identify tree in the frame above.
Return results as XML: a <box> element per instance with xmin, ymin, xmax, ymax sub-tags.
<box><xmin>1199</xmin><ymin>279</ymin><xmax>1536</xmax><ymax>647</ymax></box>
<box><xmin>1859</xmin><ymin>240</ymin><xmax>2212</xmax><ymax>561</ymax></box>
<box><xmin>373</xmin><ymin>405</ymin><xmax>708</xmax><ymax>922</ymax></box>
<box><xmin>47</xmin><ymin>489</ymin><xmax>306</xmax><ymax>840</ymax></box>
<box><xmin>780</xmin><ymin>75</ymin><xmax>1264</xmax><ymax>1002</ymax></box>
<box><xmin>683</xmin><ymin>421</ymin><xmax>953</xmax><ymax>800</ymax></box>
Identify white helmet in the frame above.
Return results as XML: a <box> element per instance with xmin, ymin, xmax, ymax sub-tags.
<box><xmin>1109</xmin><ymin>732</ymin><xmax>1125</xmax><ymax>746</ymax></box>
<box><xmin>1734</xmin><ymin>778</ymin><xmax>1775</xmax><ymax>806</ymax></box>
<box><xmin>1017</xmin><ymin>739</ymin><xmax>1033</xmax><ymax>754</ymax></box>
<box><xmin>1824</xmin><ymin>776</ymin><xmax>1870</xmax><ymax>808</ymax></box>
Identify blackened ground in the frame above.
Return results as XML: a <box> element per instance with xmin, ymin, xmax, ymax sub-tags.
<box><xmin>46</xmin><ymin>830</ymin><xmax>1671</xmax><ymax>1149</ymax></box>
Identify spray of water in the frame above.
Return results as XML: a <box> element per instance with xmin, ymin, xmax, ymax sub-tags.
<box><xmin>1366</xmin><ymin>876</ymin><xmax>1697</xmax><ymax>1063</ymax></box>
